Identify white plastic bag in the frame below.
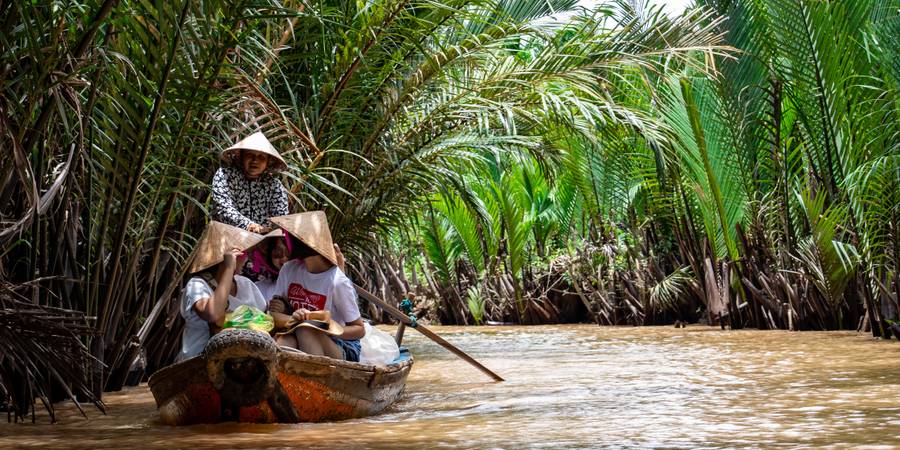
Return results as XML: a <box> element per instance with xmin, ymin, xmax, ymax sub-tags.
<box><xmin>359</xmin><ymin>322</ymin><xmax>400</xmax><ymax>365</ymax></box>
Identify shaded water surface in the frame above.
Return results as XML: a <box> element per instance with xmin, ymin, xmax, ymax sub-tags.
<box><xmin>2</xmin><ymin>325</ymin><xmax>899</xmax><ymax>449</ymax></box>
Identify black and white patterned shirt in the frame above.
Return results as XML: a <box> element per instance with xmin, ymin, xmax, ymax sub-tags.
<box><xmin>211</xmin><ymin>165</ymin><xmax>289</xmax><ymax>229</ymax></box>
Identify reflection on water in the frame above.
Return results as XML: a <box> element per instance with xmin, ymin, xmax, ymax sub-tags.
<box><xmin>2</xmin><ymin>325</ymin><xmax>899</xmax><ymax>449</ymax></box>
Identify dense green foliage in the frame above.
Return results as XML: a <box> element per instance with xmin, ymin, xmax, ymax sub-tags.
<box><xmin>405</xmin><ymin>0</ymin><xmax>899</xmax><ymax>332</ymax></box>
<box><xmin>0</xmin><ymin>0</ymin><xmax>896</xmax><ymax>421</ymax></box>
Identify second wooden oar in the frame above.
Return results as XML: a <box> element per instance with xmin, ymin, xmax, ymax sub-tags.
<box><xmin>354</xmin><ymin>284</ymin><xmax>505</xmax><ymax>382</ymax></box>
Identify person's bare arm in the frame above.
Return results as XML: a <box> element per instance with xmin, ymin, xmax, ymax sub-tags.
<box><xmin>340</xmin><ymin>317</ymin><xmax>365</xmax><ymax>340</ymax></box>
<box><xmin>271</xmin><ymin>311</ymin><xmax>294</xmax><ymax>329</ymax></box>
<box><xmin>268</xmin><ymin>296</ymin><xmax>285</xmax><ymax>314</ymax></box>
<box><xmin>267</xmin><ymin>296</ymin><xmax>293</xmax><ymax>329</ymax></box>
<box><xmin>193</xmin><ymin>249</ymin><xmax>239</xmax><ymax>326</ymax></box>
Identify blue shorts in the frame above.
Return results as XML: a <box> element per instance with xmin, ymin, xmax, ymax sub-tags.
<box><xmin>331</xmin><ymin>337</ymin><xmax>361</xmax><ymax>362</ymax></box>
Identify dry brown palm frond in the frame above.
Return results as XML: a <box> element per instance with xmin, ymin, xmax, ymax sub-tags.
<box><xmin>0</xmin><ymin>287</ymin><xmax>105</xmax><ymax>423</ymax></box>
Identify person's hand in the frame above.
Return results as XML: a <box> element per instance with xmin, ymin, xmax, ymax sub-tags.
<box><xmin>269</xmin><ymin>296</ymin><xmax>286</xmax><ymax>314</ymax></box>
<box><xmin>247</xmin><ymin>223</ymin><xmax>264</xmax><ymax>233</ymax></box>
<box><xmin>334</xmin><ymin>243</ymin><xmax>346</xmax><ymax>272</ymax></box>
<box><xmin>258</xmin><ymin>225</ymin><xmax>272</xmax><ymax>234</ymax></box>
<box><xmin>291</xmin><ymin>308</ymin><xmax>310</xmax><ymax>322</ymax></box>
<box><xmin>222</xmin><ymin>248</ymin><xmax>242</xmax><ymax>270</ymax></box>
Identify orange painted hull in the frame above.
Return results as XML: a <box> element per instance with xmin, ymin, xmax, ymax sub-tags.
<box><xmin>148</xmin><ymin>331</ymin><xmax>412</xmax><ymax>425</ymax></box>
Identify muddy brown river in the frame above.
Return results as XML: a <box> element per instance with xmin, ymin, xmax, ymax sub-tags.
<box><xmin>1</xmin><ymin>325</ymin><xmax>899</xmax><ymax>448</ymax></box>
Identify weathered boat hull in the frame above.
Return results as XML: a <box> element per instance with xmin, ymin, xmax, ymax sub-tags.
<box><xmin>148</xmin><ymin>328</ymin><xmax>412</xmax><ymax>425</ymax></box>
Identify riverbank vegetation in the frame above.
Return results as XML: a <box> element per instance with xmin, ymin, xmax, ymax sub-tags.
<box><xmin>387</xmin><ymin>0</ymin><xmax>900</xmax><ymax>336</ymax></box>
<box><xmin>0</xmin><ymin>0</ymin><xmax>897</xmax><ymax>421</ymax></box>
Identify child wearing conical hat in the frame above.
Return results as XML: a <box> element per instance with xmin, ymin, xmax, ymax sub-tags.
<box><xmin>211</xmin><ymin>131</ymin><xmax>289</xmax><ymax>234</ymax></box>
<box><xmin>267</xmin><ymin>212</ymin><xmax>365</xmax><ymax>362</ymax></box>
<box><xmin>250</xmin><ymin>230</ymin><xmax>347</xmax><ymax>303</ymax></box>
<box><xmin>249</xmin><ymin>230</ymin><xmax>291</xmax><ymax>301</ymax></box>
<box><xmin>179</xmin><ymin>222</ymin><xmax>268</xmax><ymax>361</ymax></box>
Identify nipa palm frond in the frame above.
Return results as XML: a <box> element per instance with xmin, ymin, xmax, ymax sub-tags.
<box><xmin>648</xmin><ymin>266</ymin><xmax>694</xmax><ymax>313</ymax></box>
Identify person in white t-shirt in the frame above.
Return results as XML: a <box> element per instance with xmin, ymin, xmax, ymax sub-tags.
<box><xmin>268</xmin><ymin>212</ymin><xmax>365</xmax><ymax>362</ymax></box>
<box><xmin>179</xmin><ymin>222</ymin><xmax>267</xmax><ymax>361</ymax></box>
<box><xmin>250</xmin><ymin>230</ymin><xmax>346</xmax><ymax>302</ymax></box>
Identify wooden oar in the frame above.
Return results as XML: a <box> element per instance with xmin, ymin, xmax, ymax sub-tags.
<box><xmin>354</xmin><ymin>284</ymin><xmax>504</xmax><ymax>382</ymax></box>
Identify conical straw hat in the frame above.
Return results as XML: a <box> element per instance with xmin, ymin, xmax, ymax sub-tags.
<box><xmin>270</xmin><ymin>211</ymin><xmax>338</xmax><ymax>266</ymax></box>
<box><xmin>187</xmin><ymin>221</ymin><xmax>266</xmax><ymax>274</ymax></box>
<box><xmin>249</xmin><ymin>228</ymin><xmax>284</xmax><ymax>244</ymax></box>
<box><xmin>221</xmin><ymin>131</ymin><xmax>287</xmax><ymax>172</ymax></box>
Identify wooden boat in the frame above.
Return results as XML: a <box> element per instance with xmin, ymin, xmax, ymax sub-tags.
<box><xmin>148</xmin><ymin>328</ymin><xmax>413</xmax><ymax>425</ymax></box>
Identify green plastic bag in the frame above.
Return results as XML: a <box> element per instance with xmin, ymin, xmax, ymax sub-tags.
<box><xmin>222</xmin><ymin>305</ymin><xmax>274</xmax><ymax>333</ymax></box>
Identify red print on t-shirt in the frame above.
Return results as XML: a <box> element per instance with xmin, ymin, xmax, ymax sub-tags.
<box><xmin>287</xmin><ymin>283</ymin><xmax>326</xmax><ymax>312</ymax></box>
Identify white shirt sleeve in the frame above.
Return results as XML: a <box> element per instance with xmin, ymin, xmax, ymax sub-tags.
<box><xmin>331</xmin><ymin>272</ymin><xmax>361</xmax><ymax>325</ymax></box>
<box><xmin>182</xmin><ymin>277</ymin><xmax>212</xmax><ymax>320</ymax></box>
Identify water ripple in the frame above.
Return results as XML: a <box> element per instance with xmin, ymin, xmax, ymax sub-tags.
<box><xmin>1</xmin><ymin>325</ymin><xmax>898</xmax><ymax>449</ymax></box>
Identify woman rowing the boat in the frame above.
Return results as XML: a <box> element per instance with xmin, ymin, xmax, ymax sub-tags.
<box><xmin>178</xmin><ymin>222</ymin><xmax>268</xmax><ymax>361</ymax></box>
<box><xmin>212</xmin><ymin>131</ymin><xmax>289</xmax><ymax>233</ymax></box>
<box><xmin>267</xmin><ymin>212</ymin><xmax>365</xmax><ymax>362</ymax></box>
